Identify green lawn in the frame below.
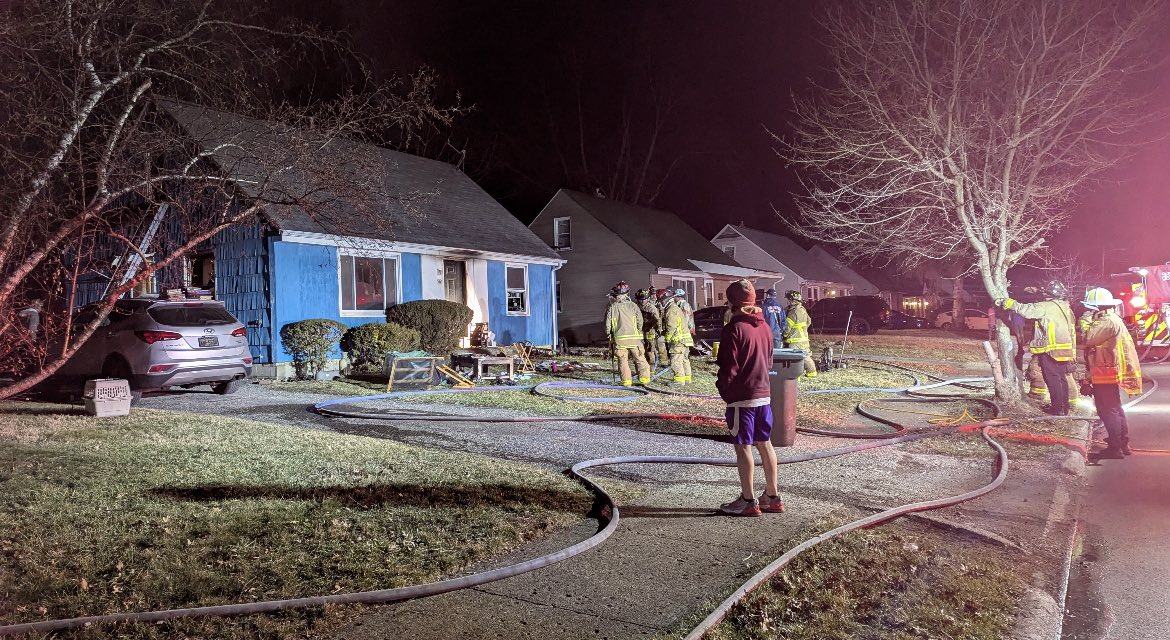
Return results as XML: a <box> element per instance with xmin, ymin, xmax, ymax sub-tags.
<box><xmin>0</xmin><ymin>403</ymin><xmax>593</xmax><ymax>639</ymax></box>
<box><xmin>698</xmin><ymin>516</ymin><xmax>1024</xmax><ymax>640</ymax></box>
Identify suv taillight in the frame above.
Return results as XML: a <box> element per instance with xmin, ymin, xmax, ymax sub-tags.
<box><xmin>231</xmin><ymin>327</ymin><xmax>247</xmax><ymax>337</ymax></box>
<box><xmin>136</xmin><ymin>330</ymin><xmax>183</xmax><ymax>344</ymax></box>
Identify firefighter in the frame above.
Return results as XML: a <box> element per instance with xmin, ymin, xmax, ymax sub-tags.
<box><xmin>635</xmin><ymin>288</ymin><xmax>663</xmax><ymax>368</ymax></box>
<box><xmin>997</xmin><ymin>280</ymin><xmax>1076</xmax><ymax>415</ymax></box>
<box><xmin>1080</xmin><ymin>288</ymin><xmax>1142</xmax><ymax>459</ymax></box>
<box><xmin>605</xmin><ymin>281</ymin><xmax>652</xmax><ymax>386</ymax></box>
<box><xmin>761</xmin><ymin>288</ymin><xmax>786</xmax><ymax>349</ymax></box>
<box><xmin>674</xmin><ymin>288</ymin><xmax>696</xmax><ymax>336</ymax></box>
<box><xmin>783</xmin><ymin>290</ymin><xmax>817</xmax><ymax>377</ymax></box>
<box><xmin>663</xmin><ymin>289</ymin><xmax>694</xmax><ymax>384</ymax></box>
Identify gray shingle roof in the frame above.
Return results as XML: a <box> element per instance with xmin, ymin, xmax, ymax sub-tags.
<box><xmin>560</xmin><ymin>190</ymin><xmax>743</xmax><ymax>271</ymax></box>
<box><xmin>730</xmin><ymin>226</ymin><xmax>850</xmax><ymax>282</ymax></box>
<box><xmin>159</xmin><ymin>99</ymin><xmax>559</xmax><ymax>261</ymax></box>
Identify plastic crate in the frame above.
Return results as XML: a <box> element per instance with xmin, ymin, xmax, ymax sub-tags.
<box><xmin>83</xmin><ymin>378</ymin><xmax>132</xmax><ymax>417</ymax></box>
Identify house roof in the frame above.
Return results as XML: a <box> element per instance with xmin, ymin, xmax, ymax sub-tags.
<box><xmin>729</xmin><ymin>225</ymin><xmax>850</xmax><ymax>283</ymax></box>
<box><xmin>558</xmin><ymin>190</ymin><xmax>742</xmax><ymax>271</ymax></box>
<box><xmin>159</xmin><ymin>99</ymin><xmax>559</xmax><ymax>261</ymax></box>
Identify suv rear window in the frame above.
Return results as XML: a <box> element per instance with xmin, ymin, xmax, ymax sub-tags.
<box><xmin>148</xmin><ymin>305</ymin><xmax>236</xmax><ymax>327</ymax></box>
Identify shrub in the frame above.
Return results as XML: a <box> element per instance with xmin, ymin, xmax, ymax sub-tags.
<box><xmin>386</xmin><ymin>300</ymin><xmax>474</xmax><ymax>355</ymax></box>
<box><xmin>340</xmin><ymin>322</ymin><xmax>421</xmax><ymax>371</ymax></box>
<box><xmin>279</xmin><ymin>319</ymin><xmax>346</xmax><ymax>377</ymax></box>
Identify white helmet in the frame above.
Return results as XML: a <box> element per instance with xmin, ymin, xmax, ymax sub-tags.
<box><xmin>1082</xmin><ymin>287</ymin><xmax>1122</xmax><ymax>310</ymax></box>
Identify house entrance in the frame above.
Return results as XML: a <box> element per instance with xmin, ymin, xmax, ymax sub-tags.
<box><xmin>443</xmin><ymin>260</ymin><xmax>466</xmax><ymax>304</ymax></box>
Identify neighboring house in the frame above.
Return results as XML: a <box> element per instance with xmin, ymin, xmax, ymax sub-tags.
<box><xmin>529</xmin><ymin>190</ymin><xmax>783</xmax><ymax>345</ymax></box>
<box><xmin>808</xmin><ymin>245</ymin><xmax>881</xmax><ymax>296</ymax></box>
<box><xmin>72</xmin><ymin>100</ymin><xmax>563</xmax><ymax>375</ymax></box>
<box><xmin>711</xmin><ymin>225</ymin><xmax>853</xmax><ymax>303</ymax></box>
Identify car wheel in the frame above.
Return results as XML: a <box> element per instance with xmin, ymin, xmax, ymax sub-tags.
<box><xmin>852</xmin><ymin>318</ymin><xmax>872</xmax><ymax>335</ymax></box>
<box><xmin>940</xmin><ymin>322</ymin><xmax>953</xmax><ymax>330</ymax></box>
<box><xmin>212</xmin><ymin>379</ymin><xmax>242</xmax><ymax>395</ymax></box>
<box><xmin>101</xmin><ymin>356</ymin><xmax>143</xmax><ymax>405</ymax></box>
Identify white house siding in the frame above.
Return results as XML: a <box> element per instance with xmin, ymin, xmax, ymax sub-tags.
<box><xmin>713</xmin><ymin>234</ymin><xmax>801</xmax><ymax>295</ymax></box>
<box><xmin>530</xmin><ymin>197</ymin><xmax>656</xmax><ymax>345</ymax></box>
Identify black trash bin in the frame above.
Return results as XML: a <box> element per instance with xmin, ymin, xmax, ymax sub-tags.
<box><xmin>770</xmin><ymin>348</ymin><xmax>806</xmax><ymax>447</ymax></box>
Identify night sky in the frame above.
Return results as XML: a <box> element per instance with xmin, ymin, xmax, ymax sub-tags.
<box><xmin>291</xmin><ymin>1</ymin><xmax>1170</xmax><ymax>276</ymax></box>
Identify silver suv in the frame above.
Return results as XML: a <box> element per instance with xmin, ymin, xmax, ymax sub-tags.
<box><xmin>56</xmin><ymin>298</ymin><xmax>253</xmax><ymax>401</ymax></box>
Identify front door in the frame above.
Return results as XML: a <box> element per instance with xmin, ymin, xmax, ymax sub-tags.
<box><xmin>444</xmin><ymin>260</ymin><xmax>466</xmax><ymax>304</ymax></box>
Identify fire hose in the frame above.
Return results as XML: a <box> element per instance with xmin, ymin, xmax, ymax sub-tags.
<box><xmin>0</xmin><ymin>376</ymin><xmax>1030</xmax><ymax>637</ymax></box>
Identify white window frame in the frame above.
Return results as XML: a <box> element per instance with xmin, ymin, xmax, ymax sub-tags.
<box><xmin>671</xmin><ymin>277</ymin><xmax>697</xmax><ymax>309</ymax></box>
<box><xmin>505</xmin><ymin>263</ymin><xmax>530</xmax><ymax>316</ymax></box>
<box><xmin>721</xmin><ymin>245</ymin><xmax>735</xmax><ymax>259</ymax></box>
<box><xmin>338</xmin><ymin>249</ymin><xmax>401</xmax><ymax>317</ymax></box>
<box><xmin>552</xmin><ymin>217</ymin><xmax>572</xmax><ymax>250</ymax></box>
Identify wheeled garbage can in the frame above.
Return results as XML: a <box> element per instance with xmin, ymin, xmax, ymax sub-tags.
<box><xmin>769</xmin><ymin>348</ymin><xmax>806</xmax><ymax>447</ymax></box>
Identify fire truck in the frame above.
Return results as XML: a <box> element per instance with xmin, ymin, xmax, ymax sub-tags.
<box><xmin>1109</xmin><ymin>263</ymin><xmax>1170</xmax><ymax>347</ymax></box>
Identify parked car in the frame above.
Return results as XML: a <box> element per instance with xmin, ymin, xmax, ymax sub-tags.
<box><xmin>809</xmin><ymin>296</ymin><xmax>890</xmax><ymax>335</ymax></box>
<box><xmin>886</xmin><ymin>309</ymin><xmax>928</xmax><ymax>329</ymax></box>
<box><xmin>693</xmin><ymin>305</ymin><xmax>728</xmax><ymax>342</ymax></box>
<box><xmin>934</xmin><ymin>309</ymin><xmax>991</xmax><ymax>331</ymax></box>
<box><xmin>53</xmin><ymin>298</ymin><xmax>253</xmax><ymax>402</ymax></box>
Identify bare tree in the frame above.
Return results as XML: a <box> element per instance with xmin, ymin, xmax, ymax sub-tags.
<box><xmin>545</xmin><ymin>63</ymin><xmax>684</xmax><ymax>207</ymax></box>
<box><xmin>0</xmin><ymin>0</ymin><xmax>462</xmax><ymax>399</ymax></box>
<box><xmin>780</xmin><ymin>0</ymin><xmax>1166</xmax><ymax>400</ymax></box>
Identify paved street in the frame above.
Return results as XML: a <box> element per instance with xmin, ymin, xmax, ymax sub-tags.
<box><xmin>1062</xmin><ymin>358</ymin><xmax>1170</xmax><ymax>640</ymax></box>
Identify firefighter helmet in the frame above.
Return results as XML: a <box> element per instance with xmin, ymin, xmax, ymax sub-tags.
<box><xmin>785</xmin><ymin>290</ymin><xmax>803</xmax><ymax>301</ymax></box>
<box><xmin>1082</xmin><ymin>287</ymin><xmax>1122</xmax><ymax>310</ymax></box>
<box><xmin>1042</xmin><ymin>280</ymin><xmax>1069</xmax><ymax>300</ymax></box>
<box><xmin>673</xmin><ymin>288</ymin><xmax>687</xmax><ymax>298</ymax></box>
<box><xmin>634</xmin><ymin>287</ymin><xmax>651</xmax><ymax>301</ymax></box>
<box><xmin>655</xmin><ymin>288</ymin><xmax>671</xmax><ymax>301</ymax></box>
<box><xmin>611</xmin><ymin>281</ymin><xmax>630</xmax><ymax>296</ymax></box>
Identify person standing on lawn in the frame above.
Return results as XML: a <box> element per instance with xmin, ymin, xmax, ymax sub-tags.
<box><xmin>997</xmin><ymin>279</ymin><xmax>1077</xmax><ymax>415</ymax></box>
<box><xmin>605</xmin><ymin>281</ymin><xmax>652</xmax><ymax>386</ymax></box>
<box><xmin>663</xmin><ymin>289</ymin><xmax>694</xmax><ymax>384</ymax></box>
<box><xmin>761</xmin><ymin>288</ymin><xmax>786</xmax><ymax>349</ymax></box>
<box><xmin>715</xmin><ymin>279</ymin><xmax>783</xmax><ymax>517</ymax></box>
<box><xmin>1080</xmin><ymin>288</ymin><xmax>1143</xmax><ymax>459</ymax></box>
<box><xmin>783</xmin><ymin>290</ymin><xmax>817</xmax><ymax>377</ymax></box>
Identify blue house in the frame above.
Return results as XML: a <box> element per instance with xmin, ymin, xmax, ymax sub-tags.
<box><xmin>113</xmin><ymin>101</ymin><xmax>564</xmax><ymax>375</ymax></box>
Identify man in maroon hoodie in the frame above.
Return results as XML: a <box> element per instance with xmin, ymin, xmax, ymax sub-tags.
<box><xmin>715</xmin><ymin>280</ymin><xmax>783</xmax><ymax>516</ymax></box>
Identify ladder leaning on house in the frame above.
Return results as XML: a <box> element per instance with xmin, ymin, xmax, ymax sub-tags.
<box><xmin>100</xmin><ymin>203</ymin><xmax>170</xmax><ymax>299</ymax></box>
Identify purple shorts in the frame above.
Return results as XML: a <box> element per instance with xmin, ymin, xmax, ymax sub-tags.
<box><xmin>725</xmin><ymin>405</ymin><xmax>773</xmax><ymax>445</ymax></box>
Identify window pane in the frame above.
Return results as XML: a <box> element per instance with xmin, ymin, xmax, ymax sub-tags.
<box><xmin>384</xmin><ymin>258</ymin><xmax>397</xmax><ymax>306</ymax></box>
<box><xmin>508</xmin><ymin>291</ymin><xmax>527</xmax><ymax>313</ymax></box>
<box><xmin>506</xmin><ymin>266</ymin><xmax>526</xmax><ymax>289</ymax></box>
<box><xmin>355</xmin><ymin>256</ymin><xmax>385</xmax><ymax>311</ymax></box>
<box><xmin>340</xmin><ymin>255</ymin><xmax>355</xmax><ymax>310</ymax></box>
<box><xmin>554</xmin><ymin>218</ymin><xmax>571</xmax><ymax>248</ymax></box>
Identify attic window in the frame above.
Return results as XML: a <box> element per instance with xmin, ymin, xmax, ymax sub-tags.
<box><xmin>721</xmin><ymin>245</ymin><xmax>735</xmax><ymax>259</ymax></box>
<box><xmin>553</xmin><ymin>217</ymin><xmax>572</xmax><ymax>250</ymax></box>
<box><xmin>506</xmin><ymin>264</ymin><xmax>529</xmax><ymax>315</ymax></box>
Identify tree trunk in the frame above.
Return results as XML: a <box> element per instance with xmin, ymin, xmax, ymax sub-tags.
<box><xmin>951</xmin><ymin>277</ymin><xmax>964</xmax><ymax>329</ymax></box>
<box><xmin>994</xmin><ymin>323</ymin><xmax>1021</xmax><ymax>403</ymax></box>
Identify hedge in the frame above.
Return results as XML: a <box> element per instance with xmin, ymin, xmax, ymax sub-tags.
<box><xmin>385</xmin><ymin>300</ymin><xmax>474</xmax><ymax>355</ymax></box>
<box><xmin>340</xmin><ymin>322</ymin><xmax>421</xmax><ymax>371</ymax></box>
<box><xmin>279</xmin><ymin>319</ymin><xmax>346</xmax><ymax>377</ymax></box>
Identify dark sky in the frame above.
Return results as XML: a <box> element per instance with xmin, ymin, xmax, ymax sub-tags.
<box><xmin>291</xmin><ymin>1</ymin><xmax>1170</xmax><ymax>275</ymax></box>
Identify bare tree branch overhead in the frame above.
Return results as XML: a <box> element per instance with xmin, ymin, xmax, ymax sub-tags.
<box><xmin>0</xmin><ymin>0</ymin><xmax>463</xmax><ymax>398</ymax></box>
<box><xmin>779</xmin><ymin>0</ymin><xmax>1167</xmax><ymax>400</ymax></box>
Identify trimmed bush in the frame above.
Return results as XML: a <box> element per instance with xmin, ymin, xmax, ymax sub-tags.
<box><xmin>279</xmin><ymin>319</ymin><xmax>346</xmax><ymax>377</ymax></box>
<box><xmin>341</xmin><ymin>322</ymin><xmax>421</xmax><ymax>371</ymax></box>
<box><xmin>386</xmin><ymin>300</ymin><xmax>474</xmax><ymax>355</ymax></box>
